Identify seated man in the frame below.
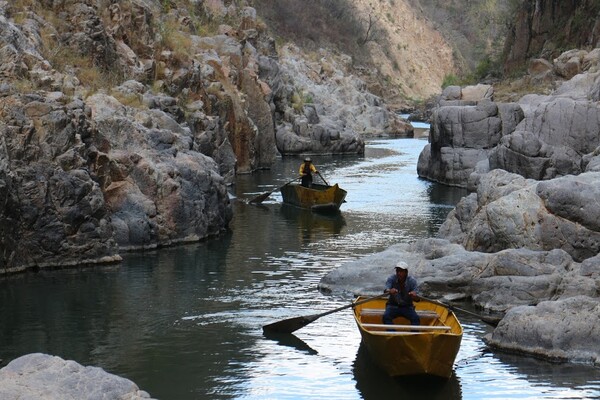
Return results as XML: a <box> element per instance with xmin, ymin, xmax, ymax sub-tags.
<box><xmin>299</xmin><ymin>157</ymin><xmax>318</xmax><ymax>188</ymax></box>
<box><xmin>383</xmin><ymin>261</ymin><xmax>420</xmax><ymax>326</ymax></box>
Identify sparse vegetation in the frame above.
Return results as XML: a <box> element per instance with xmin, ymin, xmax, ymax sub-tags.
<box><xmin>441</xmin><ymin>74</ymin><xmax>461</xmax><ymax>88</ymax></box>
<box><xmin>111</xmin><ymin>91</ymin><xmax>145</xmax><ymax>108</ymax></box>
<box><xmin>404</xmin><ymin>0</ymin><xmax>516</xmax><ymax>77</ymax></box>
<box><xmin>250</xmin><ymin>0</ymin><xmax>384</xmax><ymax>64</ymax></box>
<box><xmin>291</xmin><ymin>89</ymin><xmax>313</xmax><ymax>113</ymax></box>
<box><xmin>156</xmin><ymin>18</ymin><xmax>193</xmax><ymax>65</ymax></box>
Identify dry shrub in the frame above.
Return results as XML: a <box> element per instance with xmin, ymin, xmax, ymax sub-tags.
<box><xmin>251</xmin><ymin>0</ymin><xmax>369</xmax><ymax>62</ymax></box>
<box><xmin>111</xmin><ymin>91</ymin><xmax>145</xmax><ymax>108</ymax></box>
<box><xmin>157</xmin><ymin>18</ymin><xmax>193</xmax><ymax>61</ymax></box>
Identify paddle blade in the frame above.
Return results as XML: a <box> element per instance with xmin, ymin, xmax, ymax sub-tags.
<box><xmin>263</xmin><ymin>314</ymin><xmax>320</xmax><ymax>334</ymax></box>
<box><xmin>248</xmin><ymin>191</ymin><xmax>272</xmax><ymax>204</ymax></box>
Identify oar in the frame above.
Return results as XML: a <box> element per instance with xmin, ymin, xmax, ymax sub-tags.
<box><xmin>263</xmin><ymin>293</ymin><xmax>387</xmax><ymax>334</ymax></box>
<box><xmin>419</xmin><ymin>296</ymin><xmax>501</xmax><ymax>327</ymax></box>
<box><xmin>248</xmin><ymin>177</ymin><xmax>299</xmax><ymax>204</ymax></box>
<box><xmin>316</xmin><ymin>171</ymin><xmax>330</xmax><ymax>186</ymax></box>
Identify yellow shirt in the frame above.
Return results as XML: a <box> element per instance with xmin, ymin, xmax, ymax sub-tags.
<box><xmin>299</xmin><ymin>162</ymin><xmax>317</xmax><ymax>176</ymax></box>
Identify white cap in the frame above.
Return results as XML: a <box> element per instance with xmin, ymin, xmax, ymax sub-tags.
<box><xmin>395</xmin><ymin>261</ymin><xmax>408</xmax><ymax>270</ymax></box>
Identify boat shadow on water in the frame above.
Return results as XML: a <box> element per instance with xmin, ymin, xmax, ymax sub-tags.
<box><xmin>279</xmin><ymin>204</ymin><xmax>347</xmax><ymax>237</ymax></box>
<box><xmin>353</xmin><ymin>344</ymin><xmax>462</xmax><ymax>399</ymax></box>
<box><xmin>262</xmin><ymin>331</ymin><xmax>318</xmax><ymax>355</ymax></box>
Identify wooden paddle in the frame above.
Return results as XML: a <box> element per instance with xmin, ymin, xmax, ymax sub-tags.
<box><xmin>248</xmin><ymin>177</ymin><xmax>299</xmax><ymax>204</ymax></box>
<box><xmin>419</xmin><ymin>296</ymin><xmax>501</xmax><ymax>327</ymax></box>
<box><xmin>316</xmin><ymin>171</ymin><xmax>329</xmax><ymax>186</ymax></box>
<box><xmin>263</xmin><ymin>293</ymin><xmax>387</xmax><ymax>334</ymax></box>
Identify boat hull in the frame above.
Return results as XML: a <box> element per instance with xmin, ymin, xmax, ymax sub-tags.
<box><xmin>280</xmin><ymin>183</ymin><xmax>347</xmax><ymax>212</ymax></box>
<box><xmin>353</xmin><ymin>297</ymin><xmax>463</xmax><ymax>379</ymax></box>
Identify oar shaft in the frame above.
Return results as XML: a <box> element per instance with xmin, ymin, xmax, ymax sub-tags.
<box><xmin>419</xmin><ymin>296</ymin><xmax>499</xmax><ymax>326</ymax></box>
<box><xmin>316</xmin><ymin>293</ymin><xmax>387</xmax><ymax>318</ymax></box>
<box><xmin>262</xmin><ymin>293</ymin><xmax>387</xmax><ymax>333</ymax></box>
<box><xmin>249</xmin><ymin>177</ymin><xmax>299</xmax><ymax>204</ymax></box>
<box><xmin>317</xmin><ymin>171</ymin><xmax>329</xmax><ymax>186</ymax></box>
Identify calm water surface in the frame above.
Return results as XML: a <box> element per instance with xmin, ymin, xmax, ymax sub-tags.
<box><xmin>2</xmin><ymin>138</ymin><xmax>600</xmax><ymax>399</ymax></box>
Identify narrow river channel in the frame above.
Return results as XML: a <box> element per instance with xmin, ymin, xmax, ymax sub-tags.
<box><xmin>1</xmin><ymin>138</ymin><xmax>599</xmax><ymax>399</ymax></box>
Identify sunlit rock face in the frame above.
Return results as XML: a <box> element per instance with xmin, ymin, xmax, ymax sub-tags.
<box><xmin>0</xmin><ymin>353</ymin><xmax>156</xmax><ymax>400</ymax></box>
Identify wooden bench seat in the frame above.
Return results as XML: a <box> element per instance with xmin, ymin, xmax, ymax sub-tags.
<box><xmin>359</xmin><ymin>308</ymin><xmax>440</xmax><ymax>325</ymax></box>
<box><xmin>360</xmin><ymin>308</ymin><xmax>439</xmax><ymax>319</ymax></box>
<box><xmin>361</xmin><ymin>323</ymin><xmax>451</xmax><ymax>331</ymax></box>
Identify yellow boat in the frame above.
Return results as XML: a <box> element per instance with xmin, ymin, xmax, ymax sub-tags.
<box><xmin>280</xmin><ymin>183</ymin><xmax>347</xmax><ymax>212</ymax></box>
<box><xmin>352</xmin><ymin>296</ymin><xmax>463</xmax><ymax>379</ymax></box>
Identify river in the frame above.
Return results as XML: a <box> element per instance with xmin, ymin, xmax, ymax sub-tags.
<box><xmin>1</xmin><ymin>138</ymin><xmax>599</xmax><ymax>399</ymax></box>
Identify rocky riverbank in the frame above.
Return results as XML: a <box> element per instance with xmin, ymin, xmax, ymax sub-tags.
<box><xmin>321</xmin><ymin>47</ymin><xmax>600</xmax><ymax>366</ymax></box>
<box><xmin>0</xmin><ymin>0</ymin><xmax>411</xmax><ymax>274</ymax></box>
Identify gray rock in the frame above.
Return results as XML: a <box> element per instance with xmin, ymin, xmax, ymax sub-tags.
<box><xmin>0</xmin><ymin>353</ymin><xmax>155</xmax><ymax>400</ymax></box>
<box><xmin>440</xmin><ymin>85</ymin><xmax>462</xmax><ymax>100</ymax></box>
<box><xmin>485</xmin><ymin>296</ymin><xmax>600</xmax><ymax>364</ymax></box>
<box><xmin>418</xmin><ymin>101</ymin><xmax>520</xmax><ymax>187</ymax></box>
<box><xmin>461</xmin><ymin>84</ymin><xmax>494</xmax><ymax>101</ymax></box>
<box><xmin>516</xmin><ymin>96</ymin><xmax>600</xmax><ymax>155</ymax></box>
<box><xmin>442</xmin><ymin>169</ymin><xmax>600</xmax><ymax>262</ymax></box>
<box><xmin>489</xmin><ymin>130</ymin><xmax>582</xmax><ymax>179</ymax></box>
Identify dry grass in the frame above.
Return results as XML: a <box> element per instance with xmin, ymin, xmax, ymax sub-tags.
<box><xmin>493</xmin><ymin>76</ymin><xmax>557</xmax><ymax>103</ymax></box>
<box><xmin>11</xmin><ymin>78</ymin><xmax>37</xmax><ymax>94</ymax></box>
<box><xmin>111</xmin><ymin>91</ymin><xmax>145</xmax><ymax>108</ymax></box>
<box><xmin>156</xmin><ymin>19</ymin><xmax>193</xmax><ymax>64</ymax></box>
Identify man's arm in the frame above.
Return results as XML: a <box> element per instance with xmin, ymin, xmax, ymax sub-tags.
<box><xmin>384</xmin><ymin>276</ymin><xmax>396</xmax><ymax>294</ymax></box>
<box><xmin>407</xmin><ymin>276</ymin><xmax>420</xmax><ymax>301</ymax></box>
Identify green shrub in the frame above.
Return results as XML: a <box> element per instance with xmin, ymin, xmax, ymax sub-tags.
<box><xmin>441</xmin><ymin>74</ymin><xmax>460</xmax><ymax>88</ymax></box>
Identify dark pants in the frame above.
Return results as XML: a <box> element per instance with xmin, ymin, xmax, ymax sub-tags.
<box><xmin>383</xmin><ymin>304</ymin><xmax>420</xmax><ymax>326</ymax></box>
<box><xmin>301</xmin><ymin>175</ymin><xmax>312</xmax><ymax>188</ymax></box>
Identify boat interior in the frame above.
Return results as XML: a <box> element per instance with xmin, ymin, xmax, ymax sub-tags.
<box><xmin>358</xmin><ymin>308</ymin><xmax>452</xmax><ymax>334</ymax></box>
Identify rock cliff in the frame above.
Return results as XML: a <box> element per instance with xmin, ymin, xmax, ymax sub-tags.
<box><xmin>0</xmin><ymin>0</ymin><xmax>413</xmax><ymax>272</ymax></box>
<box><xmin>503</xmin><ymin>0</ymin><xmax>600</xmax><ymax>74</ymax></box>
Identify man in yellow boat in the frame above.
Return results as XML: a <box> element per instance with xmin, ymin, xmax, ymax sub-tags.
<box><xmin>383</xmin><ymin>261</ymin><xmax>421</xmax><ymax>326</ymax></box>
<box><xmin>299</xmin><ymin>157</ymin><xmax>318</xmax><ymax>188</ymax></box>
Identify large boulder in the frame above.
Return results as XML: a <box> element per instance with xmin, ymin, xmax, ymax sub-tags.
<box><xmin>0</xmin><ymin>94</ymin><xmax>121</xmax><ymax>273</ymax></box>
<box><xmin>319</xmin><ymin>238</ymin><xmax>594</xmax><ymax>312</ymax></box>
<box><xmin>440</xmin><ymin>169</ymin><xmax>600</xmax><ymax>263</ymax></box>
<box><xmin>485</xmin><ymin>296</ymin><xmax>600</xmax><ymax>364</ymax></box>
<box><xmin>0</xmin><ymin>353</ymin><xmax>155</xmax><ymax>400</ymax></box>
<box><xmin>87</xmin><ymin>92</ymin><xmax>232</xmax><ymax>250</ymax></box>
<box><xmin>417</xmin><ymin>101</ymin><xmax>523</xmax><ymax>187</ymax></box>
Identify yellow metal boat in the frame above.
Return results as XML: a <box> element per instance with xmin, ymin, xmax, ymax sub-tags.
<box><xmin>280</xmin><ymin>183</ymin><xmax>347</xmax><ymax>212</ymax></box>
<box><xmin>352</xmin><ymin>296</ymin><xmax>463</xmax><ymax>379</ymax></box>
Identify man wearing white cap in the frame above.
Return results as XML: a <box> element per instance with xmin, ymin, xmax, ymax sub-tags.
<box><xmin>382</xmin><ymin>261</ymin><xmax>420</xmax><ymax>326</ymax></box>
<box><xmin>299</xmin><ymin>157</ymin><xmax>318</xmax><ymax>188</ymax></box>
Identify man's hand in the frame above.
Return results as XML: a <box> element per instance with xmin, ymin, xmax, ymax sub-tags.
<box><xmin>387</xmin><ymin>288</ymin><xmax>398</xmax><ymax>295</ymax></box>
<box><xmin>409</xmin><ymin>291</ymin><xmax>420</xmax><ymax>301</ymax></box>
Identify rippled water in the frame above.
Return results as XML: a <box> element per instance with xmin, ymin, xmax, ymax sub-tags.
<box><xmin>1</xmin><ymin>138</ymin><xmax>599</xmax><ymax>399</ymax></box>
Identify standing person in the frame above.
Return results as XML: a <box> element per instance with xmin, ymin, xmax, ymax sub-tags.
<box><xmin>299</xmin><ymin>157</ymin><xmax>318</xmax><ymax>188</ymax></box>
<box><xmin>383</xmin><ymin>261</ymin><xmax>421</xmax><ymax>326</ymax></box>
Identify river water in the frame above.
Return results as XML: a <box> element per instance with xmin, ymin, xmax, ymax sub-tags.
<box><xmin>1</xmin><ymin>138</ymin><xmax>600</xmax><ymax>399</ymax></box>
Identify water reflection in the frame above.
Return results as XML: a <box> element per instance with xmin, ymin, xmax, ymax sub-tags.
<box><xmin>353</xmin><ymin>344</ymin><xmax>463</xmax><ymax>399</ymax></box>
<box><xmin>262</xmin><ymin>331</ymin><xmax>318</xmax><ymax>355</ymax></box>
<box><xmin>279</xmin><ymin>204</ymin><xmax>346</xmax><ymax>243</ymax></box>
